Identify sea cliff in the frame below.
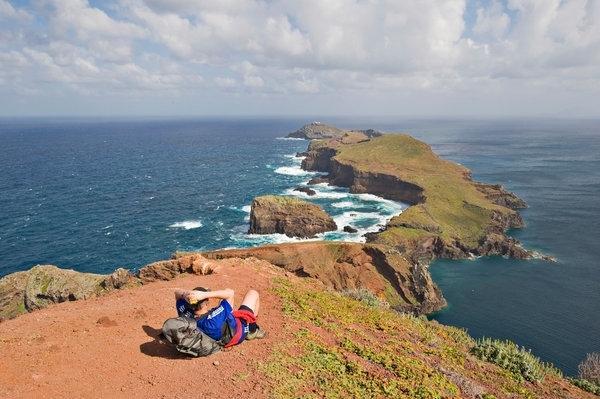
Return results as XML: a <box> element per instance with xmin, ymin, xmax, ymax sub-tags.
<box><xmin>301</xmin><ymin>133</ymin><xmax>543</xmax><ymax>263</ymax></box>
<box><xmin>0</xmin><ymin>124</ymin><xmax>547</xmax><ymax>321</ymax></box>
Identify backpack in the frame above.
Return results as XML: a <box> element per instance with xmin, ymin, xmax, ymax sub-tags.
<box><xmin>162</xmin><ymin>317</ymin><xmax>226</xmax><ymax>357</ymax></box>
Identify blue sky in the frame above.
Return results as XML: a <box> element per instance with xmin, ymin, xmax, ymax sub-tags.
<box><xmin>1</xmin><ymin>0</ymin><xmax>599</xmax><ymax>117</ymax></box>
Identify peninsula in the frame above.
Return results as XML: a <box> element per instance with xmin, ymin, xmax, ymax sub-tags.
<box><xmin>1</xmin><ymin>123</ymin><xmax>588</xmax><ymax>399</ymax></box>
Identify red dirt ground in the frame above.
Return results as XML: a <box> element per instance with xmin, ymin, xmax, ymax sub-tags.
<box><xmin>0</xmin><ymin>258</ymin><xmax>292</xmax><ymax>399</ymax></box>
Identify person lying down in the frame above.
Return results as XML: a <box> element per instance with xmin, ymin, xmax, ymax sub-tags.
<box><xmin>173</xmin><ymin>286</ymin><xmax>266</xmax><ymax>348</ymax></box>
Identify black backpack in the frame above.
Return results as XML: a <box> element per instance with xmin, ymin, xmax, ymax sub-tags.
<box><xmin>161</xmin><ymin>317</ymin><xmax>234</xmax><ymax>357</ymax></box>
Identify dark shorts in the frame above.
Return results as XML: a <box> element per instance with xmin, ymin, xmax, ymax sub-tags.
<box><xmin>233</xmin><ymin>305</ymin><xmax>255</xmax><ymax>344</ymax></box>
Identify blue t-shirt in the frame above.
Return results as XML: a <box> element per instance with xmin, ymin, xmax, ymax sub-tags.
<box><xmin>175</xmin><ymin>298</ymin><xmax>237</xmax><ymax>341</ymax></box>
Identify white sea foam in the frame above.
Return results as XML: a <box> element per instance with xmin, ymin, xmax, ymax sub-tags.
<box><xmin>274</xmin><ymin>166</ymin><xmax>318</xmax><ymax>176</ymax></box>
<box><xmin>169</xmin><ymin>220</ymin><xmax>203</xmax><ymax>230</ymax></box>
<box><xmin>332</xmin><ymin>201</ymin><xmax>354</xmax><ymax>208</ymax></box>
<box><xmin>229</xmin><ymin>205</ymin><xmax>251</xmax><ymax>213</ymax></box>
<box><xmin>284</xmin><ymin>187</ymin><xmax>348</xmax><ymax>200</ymax></box>
<box><xmin>284</xmin><ymin>154</ymin><xmax>304</xmax><ymax>164</ymax></box>
<box><xmin>230</xmin><ymin>232</ymin><xmax>322</xmax><ymax>247</ymax></box>
<box><xmin>276</xmin><ymin>137</ymin><xmax>305</xmax><ymax>141</ymax></box>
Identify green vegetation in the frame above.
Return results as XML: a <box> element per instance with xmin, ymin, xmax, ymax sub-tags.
<box><xmin>571</xmin><ymin>353</ymin><xmax>600</xmax><ymax>396</ymax></box>
<box><xmin>328</xmin><ymin>134</ymin><xmax>519</xmax><ymax>250</ymax></box>
<box><xmin>256</xmin><ymin>195</ymin><xmax>307</xmax><ymax>206</ymax></box>
<box><xmin>471</xmin><ymin>338</ymin><xmax>562</xmax><ymax>383</ymax></box>
<box><xmin>569</xmin><ymin>378</ymin><xmax>600</xmax><ymax>396</ymax></box>
<box><xmin>340</xmin><ymin>288</ymin><xmax>389</xmax><ymax>308</ymax></box>
<box><xmin>260</xmin><ymin>278</ymin><xmax>584</xmax><ymax>399</ymax></box>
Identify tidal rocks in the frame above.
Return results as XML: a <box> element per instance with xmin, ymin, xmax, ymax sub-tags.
<box><xmin>0</xmin><ymin>265</ymin><xmax>139</xmax><ymax>320</ymax></box>
<box><xmin>249</xmin><ymin>195</ymin><xmax>337</xmax><ymax>238</ymax></box>
<box><xmin>343</xmin><ymin>225</ymin><xmax>358</xmax><ymax>233</ymax></box>
<box><xmin>294</xmin><ymin>186</ymin><xmax>316</xmax><ymax>196</ymax></box>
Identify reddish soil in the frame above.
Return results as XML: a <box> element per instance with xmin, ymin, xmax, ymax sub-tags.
<box><xmin>0</xmin><ymin>258</ymin><xmax>291</xmax><ymax>399</ymax></box>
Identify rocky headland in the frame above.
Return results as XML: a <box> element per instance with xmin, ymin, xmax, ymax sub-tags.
<box><xmin>248</xmin><ymin>195</ymin><xmax>337</xmax><ymax>238</ymax></box>
<box><xmin>0</xmin><ymin>123</ymin><xmax>587</xmax><ymax>399</ymax></box>
<box><xmin>301</xmin><ymin>132</ymin><xmax>546</xmax><ymax>263</ymax></box>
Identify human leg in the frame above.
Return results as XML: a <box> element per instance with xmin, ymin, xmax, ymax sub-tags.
<box><xmin>240</xmin><ymin>289</ymin><xmax>260</xmax><ymax>316</ymax></box>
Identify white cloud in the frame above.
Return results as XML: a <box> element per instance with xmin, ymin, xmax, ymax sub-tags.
<box><xmin>1</xmin><ymin>0</ymin><xmax>600</xmax><ymax>115</ymax></box>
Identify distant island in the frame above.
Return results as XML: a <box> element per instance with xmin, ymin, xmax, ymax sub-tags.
<box><xmin>1</xmin><ymin>123</ymin><xmax>593</xmax><ymax>399</ymax></box>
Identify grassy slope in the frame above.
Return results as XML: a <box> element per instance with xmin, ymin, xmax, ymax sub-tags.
<box><xmin>333</xmin><ymin>134</ymin><xmax>514</xmax><ymax>248</ymax></box>
<box><xmin>262</xmin><ymin>278</ymin><xmax>591</xmax><ymax>399</ymax></box>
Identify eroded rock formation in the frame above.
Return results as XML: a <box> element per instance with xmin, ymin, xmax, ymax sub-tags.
<box><xmin>248</xmin><ymin>195</ymin><xmax>337</xmax><ymax>238</ymax></box>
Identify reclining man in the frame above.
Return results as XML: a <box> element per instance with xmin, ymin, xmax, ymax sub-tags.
<box><xmin>174</xmin><ymin>286</ymin><xmax>266</xmax><ymax>347</ymax></box>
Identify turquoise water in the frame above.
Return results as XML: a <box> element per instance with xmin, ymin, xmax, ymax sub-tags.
<box><xmin>1</xmin><ymin>117</ymin><xmax>598</xmax><ymax>374</ymax></box>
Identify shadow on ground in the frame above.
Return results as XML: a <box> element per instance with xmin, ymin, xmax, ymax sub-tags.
<box><xmin>139</xmin><ymin>325</ymin><xmax>189</xmax><ymax>360</ymax></box>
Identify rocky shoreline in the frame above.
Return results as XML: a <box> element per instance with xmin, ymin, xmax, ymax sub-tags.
<box><xmin>0</xmin><ymin>123</ymin><xmax>551</xmax><ymax>321</ymax></box>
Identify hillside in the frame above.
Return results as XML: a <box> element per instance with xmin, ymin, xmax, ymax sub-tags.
<box><xmin>302</xmin><ymin>133</ymin><xmax>541</xmax><ymax>262</ymax></box>
<box><xmin>0</xmin><ymin>258</ymin><xmax>592</xmax><ymax>399</ymax></box>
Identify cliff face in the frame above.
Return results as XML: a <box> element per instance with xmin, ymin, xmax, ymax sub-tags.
<box><xmin>202</xmin><ymin>242</ymin><xmax>445</xmax><ymax>314</ymax></box>
<box><xmin>248</xmin><ymin>195</ymin><xmax>337</xmax><ymax>238</ymax></box>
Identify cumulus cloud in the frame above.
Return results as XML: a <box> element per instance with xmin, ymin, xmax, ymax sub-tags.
<box><xmin>0</xmin><ymin>0</ymin><xmax>599</xmax><ymax>115</ymax></box>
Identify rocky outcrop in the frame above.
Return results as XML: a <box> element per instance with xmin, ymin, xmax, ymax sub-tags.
<box><xmin>137</xmin><ymin>253</ymin><xmax>215</xmax><ymax>283</ymax></box>
<box><xmin>474</xmin><ymin>182</ymin><xmax>528</xmax><ymax>209</ymax></box>
<box><xmin>249</xmin><ymin>195</ymin><xmax>337</xmax><ymax>238</ymax></box>
<box><xmin>294</xmin><ymin>186</ymin><xmax>316</xmax><ymax>196</ymax></box>
<box><xmin>203</xmin><ymin>242</ymin><xmax>446</xmax><ymax>314</ymax></box>
<box><xmin>0</xmin><ymin>265</ymin><xmax>139</xmax><ymax>320</ymax></box>
<box><xmin>287</xmin><ymin>122</ymin><xmax>383</xmax><ymax>140</ymax></box>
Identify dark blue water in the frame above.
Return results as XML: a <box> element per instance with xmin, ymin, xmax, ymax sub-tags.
<box><xmin>1</xmin><ymin>117</ymin><xmax>598</xmax><ymax>375</ymax></box>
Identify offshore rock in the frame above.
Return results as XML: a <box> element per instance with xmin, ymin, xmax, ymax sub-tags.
<box><xmin>294</xmin><ymin>186</ymin><xmax>316</xmax><ymax>196</ymax></box>
<box><xmin>287</xmin><ymin>122</ymin><xmax>383</xmax><ymax>140</ymax></box>
<box><xmin>249</xmin><ymin>195</ymin><xmax>337</xmax><ymax>238</ymax></box>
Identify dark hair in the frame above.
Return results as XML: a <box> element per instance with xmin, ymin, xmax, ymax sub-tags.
<box><xmin>190</xmin><ymin>287</ymin><xmax>210</xmax><ymax>309</ymax></box>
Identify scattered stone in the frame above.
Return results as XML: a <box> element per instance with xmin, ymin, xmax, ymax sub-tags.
<box><xmin>213</xmin><ymin>360</ymin><xmax>220</xmax><ymax>366</ymax></box>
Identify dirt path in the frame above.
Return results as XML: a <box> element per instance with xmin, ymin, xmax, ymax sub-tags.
<box><xmin>0</xmin><ymin>258</ymin><xmax>290</xmax><ymax>399</ymax></box>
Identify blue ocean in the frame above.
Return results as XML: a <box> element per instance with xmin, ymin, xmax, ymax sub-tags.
<box><xmin>0</xmin><ymin>117</ymin><xmax>598</xmax><ymax>375</ymax></box>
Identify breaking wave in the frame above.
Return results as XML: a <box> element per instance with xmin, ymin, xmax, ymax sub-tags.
<box><xmin>169</xmin><ymin>220</ymin><xmax>203</xmax><ymax>230</ymax></box>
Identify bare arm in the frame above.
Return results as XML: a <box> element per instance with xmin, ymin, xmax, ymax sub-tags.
<box><xmin>174</xmin><ymin>288</ymin><xmax>235</xmax><ymax>308</ymax></box>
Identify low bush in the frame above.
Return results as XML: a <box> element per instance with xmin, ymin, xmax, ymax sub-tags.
<box><xmin>340</xmin><ymin>288</ymin><xmax>389</xmax><ymax>308</ymax></box>
<box><xmin>568</xmin><ymin>377</ymin><xmax>600</xmax><ymax>396</ymax></box>
<box><xmin>471</xmin><ymin>338</ymin><xmax>560</xmax><ymax>383</ymax></box>
<box><xmin>579</xmin><ymin>353</ymin><xmax>600</xmax><ymax>385</ymax></box>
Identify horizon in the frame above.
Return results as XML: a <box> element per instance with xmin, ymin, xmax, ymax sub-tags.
<box><xmin>1</xmin><ymin>0</ymin><xmax>600</xmax><ymax>117</ymax></box>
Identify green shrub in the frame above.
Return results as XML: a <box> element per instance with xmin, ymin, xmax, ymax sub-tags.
<box><xmin>568</xmin><ymin>377</ymin><xmax>600</xmax><ymax>396</ymax></box>
<box><xmin>471</xmin><ymin>338</ymin><xmax>560</xmax><ymax>383</ymax></box>
<box><xmin>340</xmin><ymin>288</ymin><xmax>389</xmax><ymax>308</ymax></box>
